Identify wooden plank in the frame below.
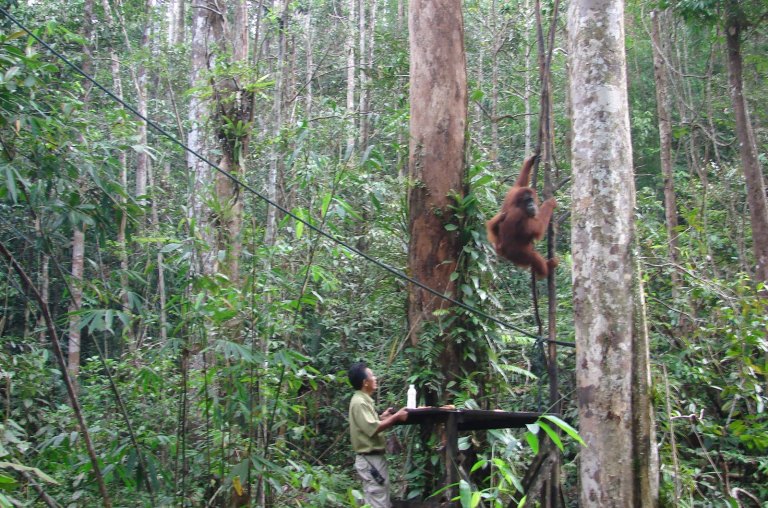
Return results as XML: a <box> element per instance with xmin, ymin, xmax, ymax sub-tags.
<box><xmin>400</xmin><ymin>408</ymin><xmax>543</xmax><ymax>430</ymax></box>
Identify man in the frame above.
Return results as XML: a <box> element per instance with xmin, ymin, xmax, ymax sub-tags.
<box><xmin>348</xmin><ymin>362</ymin><xmax>408</xmax><ymax>508</ymax></box>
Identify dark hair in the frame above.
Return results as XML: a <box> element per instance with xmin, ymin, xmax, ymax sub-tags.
<box><xmin>348</xmin><ymin>362</ymin><xmax>369</xmax><ymax>390</ymax></box>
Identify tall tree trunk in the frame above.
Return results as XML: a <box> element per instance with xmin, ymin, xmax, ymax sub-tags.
<box><xmin>358</xmin><ymin>0</ymin><xmax>376</xmax><ymax>150</ymax></box>
<box><xmin>490</xmin><ymin>7</ymin><xmax>499</xmax><ymax>165</ymax></box>
<box><xmin>168</xmin><ymin>0</ymin><xmax>184</xmax><ymax>47</ymax></box>
<box><xmin>102</xmin><ymin>0</ymin><xmax>132</xmax><ymax>345</ymax></box>
<box><xmin>150</xmin><ymin>163</ymin><xmax>168</xmax><ymax>342</ymax></box>
<box><xmin>568</xmin><ymin>0</ymin><xmax>659</xmax><ymax>504</ymax></box>
<box><xmin>265</xmin><ymin>0</ymin><xmax>288</xmax><ymax>247</ymax></box>
<box><xmin>134</xmin><ymin>0</ymin><xmax>154</xmax><ymax>205</ymax></box>
<box><xmin>407</xmin><ymin>0</ymin><xmax>467</xmax><ymax>348</ymax></box>
<box><xmin>188</xmin><ymin>0</ymin><xmax>217</xmax><ymax>276</ymax></box>
<box><xmin>67</xmin><ymin>227</ymin><xmax>85</xmax><ymax>380</ymax></box>
<box><xmin>67</xmin><ymin>0</ymin><xmax>95</xmax><ymax>382</ymax></box>
<box><xmin>408</xmin><ymin>3</ymin><xmax>468</xmax><ymax>498</ymax></box>
<box><xmin>304</xmin><ymin>6</ymin><xmax>313</xmax><ymax>118</ymax></box>
<box><xmin>725</xmin><ymin>19</ymin><xmax>768</xmax><ymax>284</ymax></box>
<box><xmin>211</xmin><ymin>0</ymin><xmax>250</xmax><ymax>283</ymax></box>
<box><xmin>35</xmin><ymin>217</ymin><xmax>50</xmax><ymax>345</ymax></box>
<box><xmin>524</xmin><ymin>0</ymin><xmax>533</xmax><ymax>155</ymax></box>
<box><xmin>345</xmin><ymin>0</ymin><xmax>357</xmax><ymax>153</ymax></box>
<box><xmin>651</xmin><ymin>9</ymin><xmax>681</xmax><ymax>293</ymax></box>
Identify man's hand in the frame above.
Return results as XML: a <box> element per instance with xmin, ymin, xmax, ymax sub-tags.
<box><xmin>375</xmin><ymin>407</ymin><xmax>408</xmax><ymax>435</ymax></box>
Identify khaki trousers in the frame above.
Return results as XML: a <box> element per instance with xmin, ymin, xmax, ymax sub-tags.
<box><xmin>354</xmin><ymin>454</ymin><xmax>391</xmax><ymax>508</ymax></box>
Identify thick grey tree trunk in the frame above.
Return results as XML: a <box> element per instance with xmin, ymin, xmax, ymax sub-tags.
<box><xmin>188</xmin><ymin>0</ymin><xmax>217</xmax><ymax>275</ymax></box>
<box><xmin>568</xmin><ymin>0</ymin><xmax>659</xmax><ymax>504</ymax></box>
<box><xmin>168</xmin><ymin>0</ymin><xmax>184</xmax><ymax>47</ymax></box>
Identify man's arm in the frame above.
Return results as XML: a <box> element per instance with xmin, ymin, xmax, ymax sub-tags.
<box><xmin>374</xmin><ymin>407</ymin><xmax>408</xmax><ymax>435</ymax></box>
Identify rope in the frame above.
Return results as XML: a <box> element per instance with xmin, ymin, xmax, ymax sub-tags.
<box><xmin>0</xmin><ymin>7</ymin><xmax>575</xmax><ymax>346</ymax></box>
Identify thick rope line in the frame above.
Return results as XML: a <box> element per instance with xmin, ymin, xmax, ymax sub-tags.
<box><xmin>1</xmin><ymin>7</ymin><xmax>574</xmax><ymax>344</ymax></box>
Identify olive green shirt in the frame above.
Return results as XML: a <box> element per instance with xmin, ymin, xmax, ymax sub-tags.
<box><xmin>349</xmin><ymin>390</ymin><xmax>386</xmax><ymax>453</ymax></box>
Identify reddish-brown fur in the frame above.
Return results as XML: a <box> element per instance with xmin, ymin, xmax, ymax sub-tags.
<box><xmin>486</xmin><ymin>156</ymin><xmax>558</xmax><ymax>277</ymax></box>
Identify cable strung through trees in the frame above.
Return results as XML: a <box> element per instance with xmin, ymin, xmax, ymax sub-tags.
<box><xmin>0</xmin><ymin>7</ymin><xmax>575</xmax><ymax>347</ymax></box>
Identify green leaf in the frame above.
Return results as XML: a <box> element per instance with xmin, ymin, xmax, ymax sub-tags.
<box><xmin>2</xmin><ymin>164</ymin><xmax>18</xmax><ymax>203</ymax></box>
<box><xmin>320</xmin><ymin>193</ymin><xmax>332</xmax><ymax>218</ymax></box>
<box><xmin>538</xmin><ymin>421</ymin><xmax>564</xmax><ymax>451</ymax></box>
<box><xmin>541</xmin><ymin>414</ymin><xmax>586</xmax><ymax>447</ymax></box>
<box><xmin>471</xmin><ymin>174</ymin><xmax>493</xmax><ymax>187</ymax></box>
<box><xmin>469</xmin><ymin>459</ymin><xmax>486</xmax><ymax>474</ymax></box>
<box><xmin>0</xmin><ymin>492</ymin><xmax>15</xmax><ymax>507</ymax></box>
<box><xmin>525</xmin><ymin>431</ymin><xmax>539</xmax><ymax>454</ymax></box>
<box><xmin>0</xmin><ymin>462</ymin><xmax>58</xmax><ymax>484</ymax></box>
<box><xmin>459</xmin><ymin>479</ymin><xmax>472</xmax><ymax>508</ymax></box>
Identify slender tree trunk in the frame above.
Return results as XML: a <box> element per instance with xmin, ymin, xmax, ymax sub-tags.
<box><xmin>524</xmin><ymin>0</ymin><xmax>533</xmax><ymax>155</ymax></box>
<box><xmin>34</xmin><ymin>217</ymin><xmax>50</xmax><ymax>345</ymax></box>
<box><xmin>304</xmin><ymin>6</ymin><xmax>313</xmax><ymax>118</ymax></box>
<box><xmin>475</xmin><ymin>48</ymin><xmax>485</xmax><ymax>145</ymax></box>
<box><xmin>358</xmin><ymin>0</ymin><xmax>367</xmax><ymax>150</ymax></box>
<box><xmin>725</xmin><ymin>20</ymin><xmax>768</xmax><ymax>284</ymax></box>
<box><xmin>651</xmin><ymin>9</ymin><xmax>681</xmax><ymax>293</ymax></box>
<box><xmin>134</xmin><ymin>0</ymin><xmax>155</xmax><ymax>205</ymax></box>
<box><xmin>67</xmin><ymin>227</ymin><xmax>85</xmax><ymax>380</ymax></box>
<box><xmin>150</xmin><ymin>163</ymin><xmax>168</xmax><ymax>342</ymax></box>
<box><xmin>265</xmin><ymin>0</ymin><xmax>287</xmax><ymax>247</ymax></box>
<box><xmin>632</xmin><ymin>248</ymin><xmax>660</xmax><ymax>507</ymax></box>
<box><xmin>101</xmin><ymin>0</ymin><xmax>132</xmax><ymax>345</ymax></box>
<box><xmin>345</xmin><ymin>0</ymin><xmax>357</xmax><ymax>153</ymax></box>
<box><xmin>490</xmin><ymin>11</ymin><xmax>499</xmax><ymax>165</ymax></box>
<box><xmin>67</xmin><ymin>0</ymin><xmax>94</xmax><ymax>382</ymax></box>
<box><xmin>359</xmin><ymin>0</ymin><xmax>376</xmax><ymax>150</ymax></box>
<box><xmin>568</xmin><ymin>0</ymin><xmax>659</xmax><ymax>504</ymax></box>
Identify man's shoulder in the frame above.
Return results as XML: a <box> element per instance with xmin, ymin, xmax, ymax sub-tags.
<box><xmin>349</xmin><ymin>390</ymin><xmax>372</xmax><ymax>406</ymax></box>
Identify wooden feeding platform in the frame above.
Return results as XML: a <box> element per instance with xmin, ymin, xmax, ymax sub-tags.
<box><xmin>401</xmin><ymin>407</ymin><xmax>542</xmax><ymax>430</ymax></box>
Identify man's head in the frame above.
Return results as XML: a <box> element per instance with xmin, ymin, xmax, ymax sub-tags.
<box><xmin>348</xmin><ymin>362</ymin><xmax>377</xmax><ymax>393</ymax></box>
